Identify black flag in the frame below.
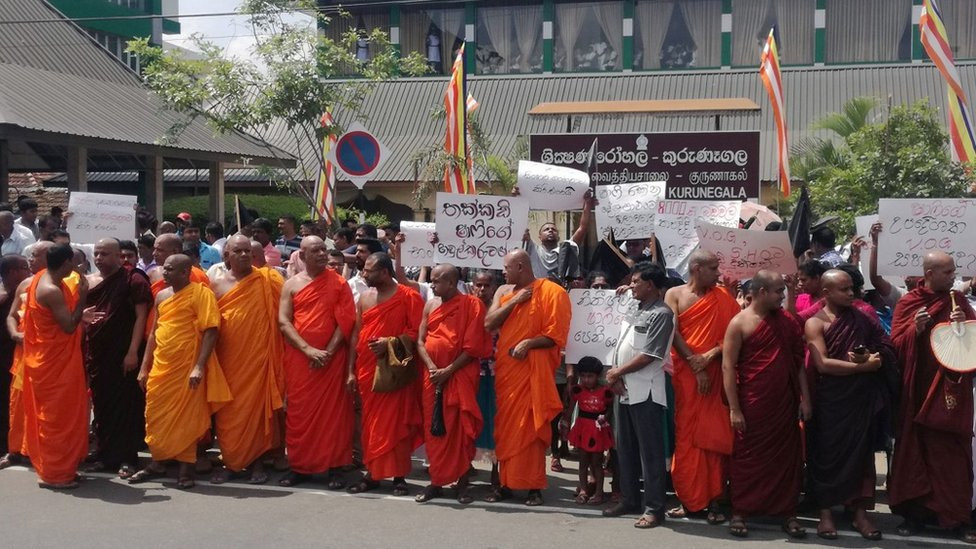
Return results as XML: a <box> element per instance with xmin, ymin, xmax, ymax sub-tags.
<box><xmin>787</xmin><ymin>186</ymin><xmax>811</xmax><ymax>258</ymax></box>
<box><xmin>585</xmin><ymin>138</ymin><xmax>599</xmax><ymax>190</ymax></box>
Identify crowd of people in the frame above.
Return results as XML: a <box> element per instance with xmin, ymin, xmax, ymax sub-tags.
<box><xmin>1</xmin><ymin>194</ymin><xmax>975</xmax><ymax>543</ymax></box>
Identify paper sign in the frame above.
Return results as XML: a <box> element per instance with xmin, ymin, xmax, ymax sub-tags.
<box><xmin>66</xmin><ymin>192</ymin><xmax>137</xmax><ymax>244</ymax></box>
<box><xmin>516</xmin><ymin>160</ymin><xmax>590</xmax><ymax>211</ymax></box>
<box><xmin>565</xmin><ymin>289</ymin><xmax>632</xmax><ymax>365</ymax></box>
<box><xmin>696</xmin><ymin>221</ymin><xmax>796</xmax><ymax>280</ymax></box>
<box><xmin>855</xmin><ymin>214</ymin><xmax>878</xmax><ymax>291</ymax></box>
<box><xmin>877</xmin><ymin>199</ymin><xmax>976</xmax><ymax>277</ymax></box>
<box><xmin>594</xmin><ymin>181</ymin><xmax>667</xmax><ymax>241</ymax></box>
<box><xmin>654</xmin><ymin>200</ymin><xmax>742</xmax><ymax>276</ymax></box>
<box><xmin>398</xmin><ymin>221</ymin><xmax>436</xmax><ymax>268</ymax></box>
<box><xmin>434</xmin><ymin>194</ymin><xmax>529</xmax><ymax>270</ymax></box>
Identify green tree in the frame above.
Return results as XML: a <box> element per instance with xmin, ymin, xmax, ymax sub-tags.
<box><xmin>791</xmin><ymin>96</ymin><xmax>879</xmax><ymax>182</ymax></box>
<box><xmin>790</xmin><ymin>99</ymin><xmax>973</xmax><ymax>235</ymax></box>
<box><xmin>127</xmin><ymin>0</ymin><xmax>427</xmax><ymax>221</ymax></box>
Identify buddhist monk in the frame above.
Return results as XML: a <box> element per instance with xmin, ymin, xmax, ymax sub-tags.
<box><xmin>250</xmin><ymin>239</ymin><xmax>267</xmax><ymax>268</ymax></box>
<box><xmin>130</xmin><ymin>254</ymin><xmax>232</xmax><ymax>489</ymax></box>
<box><xmin>278</xmin><ymin>236</ymin><xmax>356</xmax><ymax>488</ymax></box>
<box><xmin>664</xmin><ymin>249</ymin><xmax>738</xmax><ymax>522</ymax></box>
<box><xmin>722</xmin><ymin>270</ymin><xmax>809</xmax><ymax>538</ymax></box>
<box><xmin>805</xmin><ymin>270</ymin><xmax>894</xmax><ymax>540</ymax></box>
<box><xmin>889</xmin><ymin>251</ymin><xmax>976</xmax><ymax>541</ymax></box>
<box><xmin>346</xmin><ymin>252</ymin><xmax>424</xmax><ymax>496</ymax></box>
<box><xmin>414</xmin><ymin>264</ymin><xmax>492</xmax><ymax>504</ymax></box>
<box><xmin>0</xmin><ymin>256</ymin><xmax>30</xmax><ymax>457</ymax></box>
<box><xmin>22</xmin><ymin>243</ymin><xmax>97</xmax><ymax>489</ymax></box>
<box><xmin>210</xmin><ymin>235</ymin><xmax>284</xmax><ymax>485</ymax></box>
<box><xmin>1</xmin><ymin>241</ymin><xmax>54</xmax><ymax>469</ymax></box>
<box><xmin>485</xmin><ymin>249</ymin><xmax>571</xmax><ymax>506</ymax></box>
<box><xmin>84</xmin><ymin>238</ymin><xmax>152</xmax><ymax>479</ymax></box>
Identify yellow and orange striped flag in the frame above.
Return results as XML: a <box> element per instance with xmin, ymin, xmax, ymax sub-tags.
<box><xmin>443</xmin><ymin>44</ymin><xmax>474</xmax><ymax>194</ymax></box>
<box><xmin>313</xmin><ymin>110</ymin><xmax>338</xmax><ymax>224</ymax></box>
<box><xmin>760</xmin><ymin>29</ymin><xmax>790</xmax><ymax>197</ymax></box>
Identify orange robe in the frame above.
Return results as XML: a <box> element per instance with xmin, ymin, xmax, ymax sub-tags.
<box><xmin>671</xmin><ymin>286</ymin><xmax>739</xmax><ymax>512</ymax></box>
<box><xmin>282</xmin><ymin>269</ymin><xmax>356</xmax><ymax>474</ymax></box>
<box><xmin>146</xmin><ymin>266</ymin><xmax>210</xmax><ymax>339</ymax></box>
<box><xmin>214</xmin><ymin>268</ymin><xmax>284</xmax><ymax>471</ymax></box>
<box><xmin>145</xmin><ymin>282</ymin><xmax>231</xmax><ymax>463</ymax></box>
<box><xmin>422</xmin><ymin>294</ymin><xmax>492</xmax><ymax>486</ymax></box>
<box><xmin>7</xmin><ymin>300</ymin><xmax>27</xmax><ymax>456</ymax></box>
<box><xmin>494</xmin><ymin>279</ymin><xmax>571</xmax><ymax>490</ymax></box>
<box><xmin>356</xmin><ymin>285</ymin><xmax>424</xmax><ymax>480</ymax></box>
<box><xmin>22</xmin><ymin>272</ymin><xmax>87</xmax><ymax>484</ymax></box>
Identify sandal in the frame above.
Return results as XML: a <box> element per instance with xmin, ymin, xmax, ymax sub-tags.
<box><xmin>177</xmin><ymin>477</ymin><xmax>196</xmax><ymax>490</ymax></box>
<box><xmin>414</xmin><ymin>485</ymin><xmax>442</xmax><ymax>502</ymax></box>
<box><xmin>550</xmin><ymin>457</ymin><xmax>564</xmax><ymax>473</ymax></box>
<box><xmin>707</xmin><ymin>508</ymin><xmax>728</xmax><ymax>525</ymax></box>
<box><xmin>896</xmin><ymin>519</ymin><xmax>921</xmax><ymax>537</ymax></box>
<box><xmin>325</xmin><ymin>473</ymin><xmax>345</xmax><ymax>491</ymax></box>
<box><xmin>485</xmin><ymin>486</ymin><xmax>512</xmax><ymax>503</ymax></box>
<box><xmin>0</xmin><ymin>453</ymin><xmax>23</xmax><ymax>469</ymax></box>
<box><xmin>525</xmin><ymin>489</ymin><xmax>544</xmax><ymax>506</ymax></box>
<box><xmin>347</xmin><ymin>477</ymin><xmax>379</xmax><ymax>494</ymax></box>
<box><xmin>38</xmin><ymin>480</ymin><xmax>79</xmax><ymax>490</ymax></box>
<box><xmin>392</xmin><ymin>479</ymin><xmax>409</xmax><ymax>497</ymax></box>
<box><xmin>634</xmin><ymin>513</ymin><xmax>661</xmax><ymax>529</ymax></box>
<box><xmin>117</xmin><ymin>464</ymin><xmax>137</xmax><ymax>480</ymax></box>
<box><xmin>210</xmin><ymin>467</ymin><xmax>232</xmax><ymax>485</ymax></box>
<box><xmin>959</xmin><ymin>528</ymin><xmax>976</xmax><ymax>544</ymax></box>
<box><xmin>665</xmin><ymin>505</ymin><xmax>688</xmax><ymax>519</ymax></box>
<box><xmin>729</xmin><ymin>518</ymin><xmax>748</xmax><ymax>538</ymax></box>
<box><xmin>782</xmin><ymin>517</ymin><xmax>807</xmax><ymax>539</ymax></box>
<box><xmin>586</xmin><ymin>493</ymin><xmax>606</xmax><ymax>506</ymax></box>
<box><xmin>574</xmin><ymin>492</ymin><xmax>589</xmax><ymax>504</ymax></box>
<box><xmin>816</xmin><ymin>527</ymin><xmax>838</xmax><ymax>540</ymax></box>
<box><xmin>278</xmin><ymin>471</ymin><xmax>309</xmax><ymax>487</ymax></box>
<box><xmin>456</xmin><ymin>486</ymin><xmax>474</xmax><ymax>505</ymax></box>
<box><xmin>128</xmin><ymin>466</ymin><xmax>166</xmax><ymax>484</ymax></box>
<box><xmin>247</xmin><ymin>471</ymin><xmax>268</xmax><ymax>485</ymax></box>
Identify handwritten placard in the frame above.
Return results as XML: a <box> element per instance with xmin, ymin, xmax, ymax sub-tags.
<box><xmin>877</xmin><ymin>198</ymin><xmax>976</xmax><ymax>276</ymax></box>
<box><xmin>696</xmin><ymin>221</ymin><xmax>796</xmax><ymax>280</ymax></box>
<box><xmin>516</xmin><ymin>160</ymin><xmax>590</xmax><ymax>211</ymax></box>
<box><xmin>654</xmin><ymin>200</ymin><xmax>742</xmax><ymax>276</ymax></box>
<box><xmin>66</xmin><ymin>192</ymin><xmax>136</xmax><ymax>244</ymax></box>
<box><xmin>434</xmin><ymin>193</ymin><xmax>529</xmax><ymax>270</ymax></box>
<box><xmin>566</xmin><ymin>289</ymin><xmax>632</xmax><ymax>365</ymax></box>
<box><xmin>399</xmin><ymin>221</ymin><xmax>436</xmax><ymax>268</ymax></box>
<box><xmin>594</xmin><ymin>181</ymin><xmax>667</xmax><ymax>240</ymax></box>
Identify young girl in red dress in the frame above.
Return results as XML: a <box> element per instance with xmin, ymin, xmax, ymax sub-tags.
<box><xmin>566</xmin><ymin>356</ymin><xmax>615</xmax><ymax>505</ymax></box>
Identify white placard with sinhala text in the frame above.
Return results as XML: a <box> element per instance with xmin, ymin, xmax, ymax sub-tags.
<box><xmin>66</xmin><ymin>192</ymin><xmax>137</xmax><ymax>244</ymax></box>
<box><xmin>433</xmin><ymin>193</ymin><xmax>529</xmax><ymax>270</ymax></box>
<box><xmin>565</xmin><ymin>289</ymin><xmax>632</xmax><ymax>365</ymax></box>
<box><xmin>696</xmin><ymin>221</ymin><xmax>797</xmax><ymax>280</ymax></box>
<box><xmin>594</xmin><ymin>181</ymin><xmax>667</xmax><ymax>241</ymax></box>
<box><xmin>876</xmin><ymin>198</ymin><xmax>976</xmax><ymax>277</ymax></box>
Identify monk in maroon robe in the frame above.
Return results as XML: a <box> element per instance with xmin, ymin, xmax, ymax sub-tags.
<box><xmin>722</xmin><ymin>271</ymin><xmax>809</xmax><ymax>538</ymax></box>
<box><xmin>85</xmin><ymin>239</ymin><xmax>152</xmax><ymax>477</ymax></box>
<box><xmin>805</xmin><ymin>270</ymin><xmax>895</xmax><ymax>540</ymax></box>
<box><xmin>889</xmin><ymin>252</ymin><xmax>975</xmax><ymax>540</ymax></box>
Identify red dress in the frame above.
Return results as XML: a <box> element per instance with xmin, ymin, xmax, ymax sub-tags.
<box><xmin>568</xmin><ymin>385</ymin><xmax>614</xmax><ymax>453</ymax></box>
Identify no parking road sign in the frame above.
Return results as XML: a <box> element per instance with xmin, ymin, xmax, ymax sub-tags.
<box><xmin>326</xmin><ymin>122</ymin><xmax>390</xmax><ymax>189</ymax></box>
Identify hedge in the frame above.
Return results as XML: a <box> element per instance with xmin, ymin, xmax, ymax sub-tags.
<box><xmin>162</xmin><ymin>194</ymin><xmax>310</xmax><ymax>231</ymax></box>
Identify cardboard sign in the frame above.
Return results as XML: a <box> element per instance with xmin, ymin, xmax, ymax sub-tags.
<box><xmin>877</xmin><ymin>198</ymin><xmax>976</xmax><ymax>276</ymax></box>
<box><xmin>399</xmin><ymin>221</ymin><xmax>436</xmax><ymax>268</ymax></box>
<box><xmin>66</xmin><ymin>192</ymin><xmax>137</xmax><ymax>244</ymax></box>
<box><xmin>516</xmin><ymin>160</ymin><xmax>590</xmax><ymax>211</ymax></box>
<box><xmin>565</xmin><ymin>289</ymin><xmax>632</xmax><ymax>365</ymax></box>
<box><xmin>696</xmin><ymin>221</ymin><xmax>796</xmax><ymax>280</ymax></box>
<box><xmin>594</xmin><ymin>181</ymin><xmax>667</xmax><ymax>241</ymax></box>
<box><xmin>434</xmin><ymin>194</ymin><xmax>529</xmax><ymax>270</ymax></box>
<box><xmin>654</xmin><ymin>200</ymin><xmax>742</xmax><ymax>276</ymax></box>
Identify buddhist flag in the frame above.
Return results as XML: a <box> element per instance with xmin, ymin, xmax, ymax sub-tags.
<box><xmin>313</xmin><ymin>111</ymin><xmax>338</xmax><ymax>223</ymax></box>
<box><xmin>444</xmin><ymin>44</ymin><xmax>474</xmax><ymax>194</ymax></box>
<box><xmin>759</xmin><ymin>29</ymin><xmax>791</xmax><ymax>197</ymax></box>
<box><xmin>920</xmin><ymin>0</ymin><xmax>976</xmax><ymax>165</ymax></box>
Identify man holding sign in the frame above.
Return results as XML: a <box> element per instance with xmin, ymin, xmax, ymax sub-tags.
<box><xmin>521</xmin><ymin>193</ymin><xmax>595</xmax><ymax>283</ymax></box>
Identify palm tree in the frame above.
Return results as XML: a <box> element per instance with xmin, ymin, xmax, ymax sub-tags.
<box><xmin>791</xmin><ymin>96</ymin><xmax>879</xmax><ymax>181</ymax></box>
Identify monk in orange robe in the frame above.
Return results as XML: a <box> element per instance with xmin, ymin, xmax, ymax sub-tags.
<box><xmin>664</xmin><ymin>250</ymin><xmax>738</xmax><ymax>522</ymax></box>
<box><xmin>22</xmin><ymin>244</ymin><xmax>95</xmax><ymax>489</ymax></box>
<box><xmin>0</xmin><ymin>255</ymin><xmax>29</xmax><ymax>459</ymax></box>
<box><xmin>278</xmin><ymin>236</ymin><xmax>356</xmax><ymax>488</ymax></box>
<box><xmin>414</xmin><ymin>264</ymin><xmax>492</xmax><ymax>504</ymax></box>
<box><xmin>209</xmin><ymin>235</ymin><xmax>283</xmax><ymax>485</ymax></box>
<box><xmin>485</xmin><ymin>249</ymin><xmax>571</xmax><ymax>507</ymax></box>
<box><xmin>146</xmin><ymin>233</ymin><xmax>210</xmax><ymax>338</ymax></box>
<box><xmin>130</xmin><ymin>254</ymin><xmax>231</xmax><ymax>489</ymax></box>
<box><xmin>347</xmin><ymin>252</ymin><xmax>424</xmax><ymax>496</ymax></box>
<box><xmin>1</xmin><ymin>242</ymin><xmax>52</xmax><ymax>469</ymax></box>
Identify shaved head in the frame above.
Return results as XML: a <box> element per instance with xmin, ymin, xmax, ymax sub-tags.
<box><xmin>250</xmin><ymin>240</ymin><xmax>267</xmax><ymax>267</ymax></box>
<box><xmin>167</xmin><ymin>254</ymin><xmax>191</xmax><ymax>272</ymax></box>
<box><xmin>29</xmin><ymin>240</ymin><xmax>56</xmax><ymax>273</ymax></box>
<box><xmin>431</xmin><ymin>264</ymin><xmax>459</xmax><ymax>285</ymax></box>
<box><xmin>748</xmin><ymin>269</ymin><xmax>786</xmax><ymax>311</ymax></box>
<box><xmin>502</xmin><ymin>248</ymin><xmax>534</xmax><ymax>286</ymax></box>
<box><xmin>923</xmin><ymin>250</ymin><xmax>957</xmax><ymax>292</ymax></box>
<box><xmin>93</xmin><ymin>238</ymin><xmax>122</xmax><ymax>275</ymax></box>
<box><xmin>688</xmin><ymin>249</ymin><xmax>721</xmax><ymax>287</ymax></box>
<box><xmin>95</xmin><ymin>238</ymin><xmax>121</xmax><ymax>253</ymax></box>
<box><xmin>162</xmin><ymin>253</ymin><xmax>192</xmax><ymax>290</ymax></box>
<box><xmin>689</xmin><ymin>249</ymin><xmax>718</xmax><ymax>270</ymax></box>
<box><xmin>156</xmin><ymin>233</ymin><xmax>181</xmax><ymax>253</ymax></box>
<box><xmin>923</xmin><ymin>251</ymin><xmax>954</xmax><ymax>271</ymax></box>
<box><xmin>749</xmin><ymin>270</ymin><xmax>782</xmax><ymax>294</ymax></box>
<box><xmin>820</xmin><ymin>269</ymin><xmax>852</xmax><ymax>291</ymax></box>
<box><xmin>224</xmin><ymin>234</ymin><xmax>252</xmax><ymax>274</ymax></box>
<box><xmin>821</xmin><ymin>269</ymin><xmax>855</xmax><ymax>309</ymax></box>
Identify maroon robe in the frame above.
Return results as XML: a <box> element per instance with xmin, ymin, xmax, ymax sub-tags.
<box><xmin>730</xmin><ymin>309</ymin><xmax>804</xmax><ymax>517</ymax></box>
<box><xmin>889</xmin><ymin>288</ymin><xmax>975</xmax><ymax>528</ymax></box>
<box><xmin>85</xmin><ymin>267</ymin><xmax>153</xmax><ymax>468</ymax></box>
<box><xmin>808</xmin><ymin>307</ymin><xmax>896</xmax><ymax>508</ymax></box>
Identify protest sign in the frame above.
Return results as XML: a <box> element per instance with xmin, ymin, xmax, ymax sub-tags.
<box><xmin>654</xmin><ymin>200</ymin><xmax>742</xmax><ymax>276</ymax></box>
<box><xmin>434</xmin><ymin>194</ymin><xmax>529</xmax><ymax>270</ymax></box>
<box><xmin>399</xmin><ymin>221</ymin><xmax>436</xmax><ymax>268</ymax></box>
<box><xmin>696</xmin><ymin>221</ymin><xmax>796</xmax><ymax>280</ymax></box>
<box><xmin>66</xmin><ymin>192</ymin><xmax>136</xmax><ymax>244</ymax></box>
<box><xmin>594</xmin><ymin>181</ymin><xmax>666</xmax><ymax>241</ymax></box>
<box><xmin>855</xmin><ymin>214</ymin><xmax>878</xmax><ymax>290</ymax></box>
<box><xmin>565</xmin><ymin>289</ymin><xmax>632</xmax><ymax>365</ymax></box>
<box><xmin>516</xmin><ymin>161</ymin><xmax>590</xmax><ymax>211</ymax></box>
<box><xmin>877</xmin><ymin>198</ymin><xmax>976</xmax><ymax>276</ymax></box>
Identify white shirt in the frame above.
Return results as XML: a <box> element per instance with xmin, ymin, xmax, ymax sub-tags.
<box><xmin>1</xmin><ymin>225</ymin><xmax>36</xmax><ymax>256</ymax></box>
<box><xmin>613</xmin><ymin>297</ymin><xmax>675</xmax><ymax>407</ymax></box>
<box><xmin>348</xmin><ymin>274</ymin><xmax>369</xmax><ymax>304</ymax></box>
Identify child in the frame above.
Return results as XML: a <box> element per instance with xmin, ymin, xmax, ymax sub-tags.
<box><xmin>565</xmin><ymin>356</ymin><xmax>615</xmax><ymax>505</ymax></box>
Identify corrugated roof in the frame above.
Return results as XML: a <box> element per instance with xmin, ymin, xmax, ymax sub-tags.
<box><xmin>319</xmin><ymin>63</ymin><xmax>976</xmax><ymax>183</ymax></box>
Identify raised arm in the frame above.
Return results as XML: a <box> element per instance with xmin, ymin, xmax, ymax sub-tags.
<box><xmin>868</xmin><ymin>222</ymin><xmax>893</xmax><ymax>298</ymax></box>
<box><xmin>392</xmin><ymin>233</ymin><xmax>422</xmax><ymax>294</ymax></box>
<box><xmin>571</xmin><ymin>191</ymin><xmax>595</xmax><ymax>246</ymax></box>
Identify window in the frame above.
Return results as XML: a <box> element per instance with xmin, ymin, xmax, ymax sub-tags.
<box><xmin>732</xmin><ymin>0</ymin><xmax>813</xmax><ymax>67</ymax></box>
<box><xmin>476</xmin><ymin>4</ymin><xmax>543</xmax><ymax>74</ymax></box>
<box><xmin>826</xmin><ymin>0</ymin><xmax>911</xmax><ymax>63</ymax></box>
<box><xmin>938</xmin><ymin>0</ymin><xmax>976</xmax><ymax>60</ymax></box>
<box><xmin>320</xmin><ymin>10</ymin><xmax>390</xmax><ymax>74</ymax></box>
<box><xmin>633</xmin><ymin>0</ymin><xmax>721</xmax><ymax>70</ymax></box>
<box><xmin>554</xmin><ymin>1</ymin><xmax>624</xmax><ymax>72</ymax></box>
<box><xmin>401</xmin><ymin>7</ymin><xmax>465</xmax><ymax>75</ymax></box>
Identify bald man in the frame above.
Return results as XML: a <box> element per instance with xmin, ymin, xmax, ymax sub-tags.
<box><xmin>84</xmin><ymin>239</ymin><xmax>153</xmax><ymax>478</ymax></box>
<box><xmin>414</xmin><ymin>264</ymin><xmax>492</xmax><ymax>504</ymax></box>
<box><xmin>889</xmin><ymin>252</ymin><xmax>976</xmax><ymax>540</ymax></box>
<box><xmin>250</xmin><ymin>240</ymin><xmax>267</xmax><ymax>268</ymax></box>
<box><xmin>485</xmin><ymin>249</ymin><xmax>571</xmax><ymax>506</ymax></box>
<box><xmin>0</xmin><ymin>211</ymin><xmax>35</xmax><ymax>256</ymax></box>
<box><xmin>665</xmin><ymin>250</ymin><xmax>739</xmax><ymax>522</ymax></box>
<box><xmin>805</xmin><ymin>270</ymin><xmax>894</xmax><ymax>540</ymax></box>
<box><xmin>0</xmin><ymin>255</ymin><xmax>30</xmax><ymax>458</ymax></box>
<box><xmin>210</xmin><ymin>235</ymin><xmax>284</xmax><ymax>485</ymax></box>
<box><xmin>722</xmin><ymin>271</ymin><xmax>809</xmax><ymax>538</ymax></box>
<box><xmin>131</xmin><ymin>255</ymin><xmax>231</xmax><ymax>489</ymax></box>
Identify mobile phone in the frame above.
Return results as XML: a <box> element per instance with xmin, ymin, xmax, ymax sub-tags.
<box><xmin>852</xmin><ymin>345</ymin><xmax>868</xmax><ymax>355</ymax></box>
